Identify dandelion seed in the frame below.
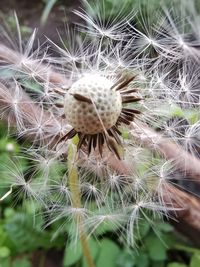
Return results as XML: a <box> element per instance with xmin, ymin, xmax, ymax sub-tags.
<box><xmin>0</xmin><ymin>186</ymin><xmax>13</xmax><ymax>201</ymax></box>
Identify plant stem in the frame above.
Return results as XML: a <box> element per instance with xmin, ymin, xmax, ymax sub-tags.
<box><xmin>174</xmin><ymin>243</ymin><xmax>200</xmax><ymax>254</ymax></box>
<box><xmin>68</xmin><ymin>136</ymin><xmax>95</xmax><ymax>267</ymax></box>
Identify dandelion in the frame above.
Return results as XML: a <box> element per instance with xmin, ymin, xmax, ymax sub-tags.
<box><xmin>61</xmin><ymin>73</ymin><xmax>141</xmax><ymax>159</ymax></box>
<box><xmin>1</xmin><ymin>1</ymin><xmax>200</xmax><ymax>266</ymax></box>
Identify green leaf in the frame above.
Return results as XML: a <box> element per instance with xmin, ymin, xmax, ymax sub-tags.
<box><xmin>152</xmin><ymin>262</ymin><xmax>165</xmax><ymax>267</ymax></box>
<box><xmin>0</xmin><ymin>226</ymin><xmax>8</xmax><ymax>247</ymax></box>
<box><xmin>116</xmin><ymin>249</ymin><xmax>136</xmax><ymax>267</ymax></box>
<box><xmin>0</xmin><ymin>69</ymin><xmax>16</xmax><ymax>79</ymax></box>
<box><xmin>20</xmin><ymin>80</ymin><xmax>43</xmax><ymax>93</ymax></box>
<box><xmin>0</xmin><ymin>258</ymin><xmax>10</xmax><ymax>267</ymax></box>
<box><xmin>167</xmin><ymin>263</ymin><xmax>187</xmax><ymax>267</ymax></box>
<box><xmin>0</xmin><ymin>247</ymin><xmax>10</xmax><ymax>258</ymax></box>
<box><xmin>135</xmin><ymin>220</ymin><xmax>150</xmax><ymax>240</ymax></box>
<box><xmin>145</xmin><ymin>233</ymin><xmax>167</xmax><ymax>261</ymax></box>
<box><xmin>96</xmin><ymin>238</ymin><xmax>120</xmax><ymax>267</ymax></box>
<box><xmin>63</xmin><ymin>241</ymin><xmax>82</xmax><ymax>267</ymax></box>
<box><xmin>135</xmin><ymin>252</ymin><xmax>149</xmax><ymax>267</ymax></box>
<box><xmin>170</xmin><ymin>104</ymin><xmax>184</xmax><ymax>117</ymax></box>
<box><xmin>156</xmin><ymin>222</ymin><xmax>173</xmax><ymax>232</ymax></box>
<box><xmin>0</xmin><ymin>122</ymin><xmax>9</xmax><ymax>137</ymax></box>
<box><xmin>12</xmin><ymin>258</ymin><xmax>31</xmax><ymax>267</ymax></box>
<box><xmin>4</xmin><ymin>208</ymin><xmax>15</xmax><ymax>219</ymax></box>
<box><xmin>122</xmin><ymin>130</ymin><xmax>129</xmax><ymax>139</ymax></box>
<box><xmin>183</xmin><ymin>109</ymin><xmax>199</xmax><ymax>125</ymax></box>
<box><xmin>94</xmin><ymin>220</ymin><xmax>119</xmax><ymax>235</ymax></box>
<box><xmin>117</xmin><ymin>250</ymin><xmax>149</xmax><ymax>267</ymax></box>
<box><xmin>161</xmin><ymin>232</ymin><xmax>176</xmax><ymax>248</ymax></box>
<box><xmin>4</xmin><ymin>212</ymin><xmax>62</xmax><ymax>253</ymax></box>
<box><xmin>93</xmin><ymin>207</ymin><xmax>120</xmax><ymax>235</ymax></box>
<box><xmin>190</xmin><ymin>252</ymin><xmax>200</xmax><ymax>267</ymax></box>
<box><xmin>41</xmin><ymin>0</ymin><xmax>58</xmax><ymax>25</ymax></box>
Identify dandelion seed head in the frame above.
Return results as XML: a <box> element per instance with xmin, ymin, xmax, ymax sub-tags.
<box><xmin>64</xmin><ymin>74</ymin><xmax>122</xmax><ymax>134</ymax></box>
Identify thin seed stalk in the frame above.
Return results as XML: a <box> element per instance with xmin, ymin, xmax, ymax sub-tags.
<box><xmin>68</xmin><ymin>136</ymin><xmax>95</xmax><ymax>267</ymax></box>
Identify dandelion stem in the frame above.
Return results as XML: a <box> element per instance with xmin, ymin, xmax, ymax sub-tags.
<box><xmin>68</xmin><ymin>136</ymin><xmax>95</xmax><ymax>267</ymax></box>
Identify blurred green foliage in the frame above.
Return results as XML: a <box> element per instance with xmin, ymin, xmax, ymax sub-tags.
<box><xmin>41</xmin><ymin>0</ymin><xmax>59</xmax><ymax>26</ymax></box>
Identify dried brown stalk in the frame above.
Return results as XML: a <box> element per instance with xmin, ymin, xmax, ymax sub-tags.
<box><xmin>0</xmin><ymin>44</ymin><xmax>68</xmax><ymax>85</ymax></box>
<box><xmin>131</xmin><ymin>123</ymin><xmax>200</xmax><ymax>182</ymax></box>
<box><xmin>106</xmin><ymin>152</ymin><xmax>200</xmax><ymax>239</ymax></box>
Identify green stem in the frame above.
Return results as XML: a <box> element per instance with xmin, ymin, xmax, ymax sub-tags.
<box><xmin>68</xmin><ymin>136</ymin><xmax>95</xmax><ymax>267</ymax></box>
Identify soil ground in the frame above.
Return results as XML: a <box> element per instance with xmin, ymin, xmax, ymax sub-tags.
<box><xmin>0</xmin><ymin>0</ymin><xmax>81</xmax><ymax>45</ymax></box>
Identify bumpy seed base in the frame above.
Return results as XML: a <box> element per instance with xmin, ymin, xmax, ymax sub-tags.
<box><xmin>64</xmin><ymin>75</ymin><xmax>122</xmax><ymax>134</ymax></box>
